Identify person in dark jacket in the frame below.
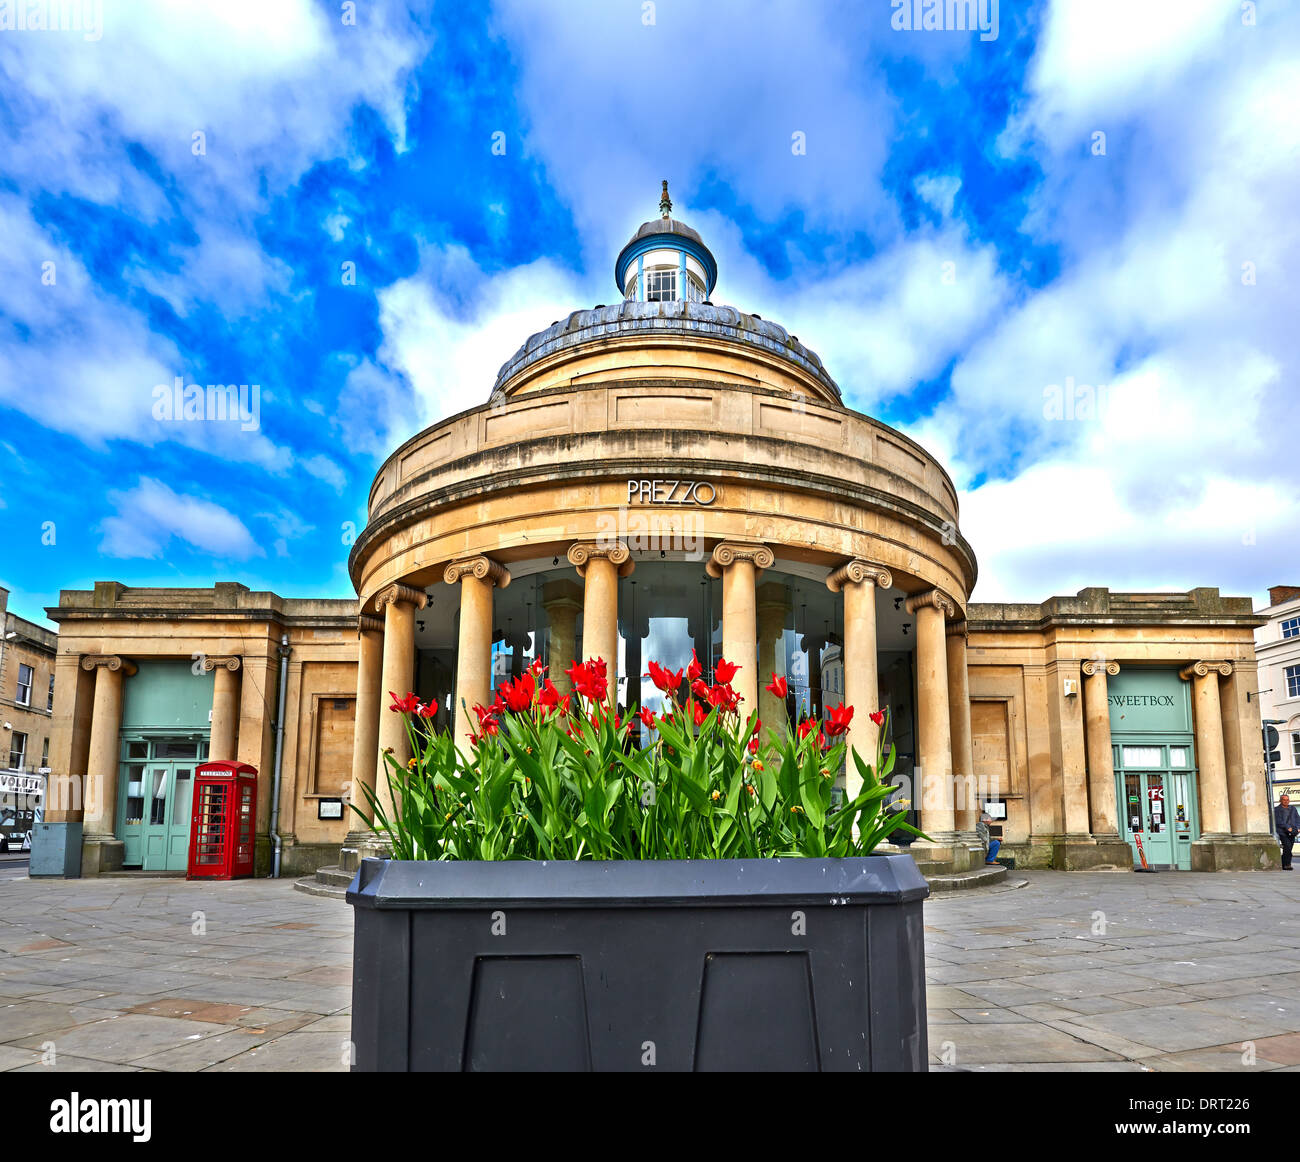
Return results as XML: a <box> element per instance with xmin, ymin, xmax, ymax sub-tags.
<box><xmin>1275</xmin><ymin>795</ymin><xmax>1300</xmax><ymax>870</ymax></box>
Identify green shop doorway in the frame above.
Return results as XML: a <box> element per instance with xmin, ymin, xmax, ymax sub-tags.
<box><xmin>114</xmin><ymin>659</ymin><xmax>216</xmax><ymax>872</ymax></box>
<box><xmin>117</xmin><ymin>736</ymin><xmax>211</xmax><ymax>871</ymax></box>
<box><xmin>1116</xmin><ymin>744</ymin><xmax>1198</xmax><ymax>869</ymax></box>
<box><xmin>1108</xmin><ymin>667</ymin><xmax>1199</xmax><ymax>870</ymax></box>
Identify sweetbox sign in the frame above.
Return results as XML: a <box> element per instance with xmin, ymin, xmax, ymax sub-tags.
<box><xmin>1107</xmin><ymin>669</ymin><xmax>1192</xmax><ymax>734</ymax></box>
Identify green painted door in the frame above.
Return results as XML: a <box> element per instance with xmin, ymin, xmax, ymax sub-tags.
<box><xmin>1116</xmin><ymin>743</ymin><xmax>1198</xmax><ymax>870</ymax></box>
<box><xmin>118</xmin><ymin>737</ymin><xmax>206</xmax><ymax>871</ymax></box>
<box><xmin>139</xmin><ymin>763</ymin><xmax>194</xmax><ymax>871</ymax></box>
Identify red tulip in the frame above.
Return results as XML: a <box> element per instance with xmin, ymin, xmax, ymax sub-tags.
<box><xmin>751</xmin><ymin>717</ymin><xmax>762</xmax><ymax>737</ymax></box>
<box><xmin>693</xmin><ymin>701</ymin><xmax>707</xmax><ymax>727</ymax></box>
<box><xmin>389</xmin><ymin>691</ymin><xmax>420</xmax><ymax>714</ymax></box>
<box><xmin>539</xmin><ymin>678</ymin><xmax>561</xmax><ymax>712</ymax></box>
<box><xmin>638</xmin><ymin>707</ymin><xmax>656</xmax><ymax>730</ymax></box>
<box><xmin>869</xmin><ymin>709</ymin><xmax>886</xmax><ymax>727</ymax></box>
<box><xmin>765</xmin><ymin>673</ymin><xmax>787</xmax><ymax>699</ymax></box>
<box><xmin>499</xmin><ymin>673</ymin><xmax>535</xmax><ymax>713</ymax></box>
<box><xmin>647</xmin><ymin>660</ymin><xmax>684</xmax><ymax>694</ymax></box>
<box><xmin>707</xmin><ymin>684</ymin><xmax>739</xmax><ymax>714</ymax></box>
<box><xmin>824</xmin><ymin>704</ymin><xmax>854</xmax><ymax>737</ymax></box>
<box><xmin>797</xmin><ymin>717</ymin><xmax>817</xmax><ymax>740</ymax></box>
<box><xmin>687</xmin><ymin>649</ymin><xmax>703</xmax><ymax>682</ymax></box>
<box><xmin>714</xmin><ymin>657</ymin><xmax>739</xmax><ymax>684</ymax></box>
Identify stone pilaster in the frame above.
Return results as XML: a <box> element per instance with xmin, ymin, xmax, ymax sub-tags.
<box><xmin>1182</xmin><ymin>660</ymin><xmax>1277</xmax><ymax>871</ymax></box>
<box><xmin>79</xmin><ymin>655</ymin><xmax>137</xmax><ymax>875</ymax></box>
<box><xmin>904</xmin><ymin>589</ymin><xmax>967</xmax><ymax>872</ymax></box>
<box><xmin>542</xmin><ymin>580</ymin><xmax>583</xmax><ymax>694</ymax></box>
<box><xmin>568</xmin><ymin>542</ymin><xmax>632</xmax><ymax>699</ymax></box>
<box><xmin>443</xmin><ymin>560</ymin><xmax>507</xmax><ymax>748</ymax></box>
<box><xmin>827</xmin><ymin>559</ymin><xmax>891</xmax><ymax>800</ymax></box>
<box><xmin>707</xmin><ymin>542</ymin><xmax>774</xmax><ymax>720</ymax></box>
<box><xmin>203</xmin><ymin>655</ymin><xmax>242</xmax><ymax>761</ymax></box>
<box><xmin>342</xmin><ymin>613</ymin><xmax>385</xmax><ymax>870</ymax></box>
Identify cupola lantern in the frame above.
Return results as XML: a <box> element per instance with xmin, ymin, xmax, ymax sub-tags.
<box><xmin>615</xmin><ymin>181</ymin><xmax>718</xmax><ymax>304</ymax></box>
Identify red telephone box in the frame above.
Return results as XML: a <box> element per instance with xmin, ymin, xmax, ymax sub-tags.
<box><xmin>187</xmin><ymin>761</ymin><xmax>258</xmax><ymax>880</ymax></box>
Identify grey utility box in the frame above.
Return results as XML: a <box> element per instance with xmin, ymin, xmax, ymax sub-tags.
<box><xmin>348</xmin><ymin>854</ymin><xmax>929</xmax><ymax>1072</ymax></box>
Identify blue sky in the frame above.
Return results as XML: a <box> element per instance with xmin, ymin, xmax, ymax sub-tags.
<box><xmin>0</xmin><ymin>0</ymin><xmax>1296</xmax><ymax>627</ymax></box>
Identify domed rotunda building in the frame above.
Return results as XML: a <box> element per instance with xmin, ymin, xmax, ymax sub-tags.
<box><xmin>41</xmin><ymin>186</ymin><xmax>1277</xmax><ymax>880</ymax></box>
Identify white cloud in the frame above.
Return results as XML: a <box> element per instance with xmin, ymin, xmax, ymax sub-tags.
<box><xmin>939</xmin><ymin>0</ymin><xmax>1300</xmax><ymax>605</ymax></box>
<box><xmin>359</xmin><ymin>244</ymin><xmax>586</xmax><ymax>436</ymax></box>
<box><xmin>300</xmin><ymin>453</ymin><xmax>348</xmax><ymax>491</ymax></box>
<box><xmin>100</xmin><ymin>477</ymin><xmax>264</xmax><ymax>560</ymax></box>
<box><xmin>914</xmin><ymin>173</ymin><xmax>961</xmax><ymax>218</ymax></box>
<box><xmin>0</xmin><ymin>0</ymin><xmax>427</xmax><ymax>457</ymax></box>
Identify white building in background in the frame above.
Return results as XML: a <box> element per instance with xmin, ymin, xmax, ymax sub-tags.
<box><xmin>1255</xmin><ymin>585</ymin><xmax>1300</xmax><ymax>801</ymax></box>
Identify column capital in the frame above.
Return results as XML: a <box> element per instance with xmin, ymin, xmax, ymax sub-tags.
<box><xmin>825</xmin><ymin>558</ymin><xmax>893</xmax><ymax>593</ymax></box>
<box><xmin>567</xmin><ymin>541</ymin><xmax>635</xmax><ymax>578</ymax></box>
<box><xmin>79</xmin><ymin>654</ymin><xmax>138</xmax><ymax>676</ymax></box>
<box><xmin>200</xmin><ymin>655</ymin><xmax>242</xmax><ymax>672</ymax></box>
<box><xmin>358</xmin><ymin>614</ymin><xmax>385</xmax><ymax>635</ymax></box>
<box><xmin>944</xmin><ymin>618</ymin><xmax>969</xmax><ymax>639</ymax></box>
<box><xmin>705</xmin><ymin>541</ymin><xmax>774</xmax><ymax>578</ymax></box>
<box><xmin>904</xmin><ymin>588</ymin><xmax>957</xmax><ymax>618</ymax></box>
<box><xmin>1082</xmin><ymin>659</ymin><xmax>1120</xmax><ymax>677</ymax></box>
<box><xmin>442</xmin><ymin>557</ymin><xmax>510</xmax><ymax>591</ymax></box>
<box><xmin>374</xmin><ymin>581</ymin><xmax>431</xmax><ymax>610</ymax></box>
<box><xmin>1179</xmin><ymin>660</ymin><xmax>1233</xmax><ymax>680</ymax></box>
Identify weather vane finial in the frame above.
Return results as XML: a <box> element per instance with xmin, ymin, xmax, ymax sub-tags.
<box><xmin>659</xmin><ymin>179</ymin><xmax>672</xmax><ymax>219</ymax></box>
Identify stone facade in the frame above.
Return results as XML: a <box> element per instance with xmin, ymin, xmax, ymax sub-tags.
<box><xmin>29</xmin><ymin>206</ymin><xmax>1278</xmax><ymax>878</ymax></box>
<box><xmin>0</xmin><ymin>586</ymin><xmax>58</xmax><ymax>842</ymax></box>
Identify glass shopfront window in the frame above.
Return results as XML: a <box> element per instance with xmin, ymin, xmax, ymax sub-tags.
<box><xmin>615</xmin><ymin>563</ymin><xmax>848</xmax><ymax>737</ymax></box>
<box><xmin>619</xmin><ymin>562</ymin><xmax>722</xmax><ymax>717</ymax></box>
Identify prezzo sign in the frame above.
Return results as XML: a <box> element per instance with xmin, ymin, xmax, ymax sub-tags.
<box><xmin>626</xmin><ymin>479</ymin><xmax>717</xmax><ymax>506</ymax></box>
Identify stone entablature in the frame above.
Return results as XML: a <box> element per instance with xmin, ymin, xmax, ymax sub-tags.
<box><xmin>353</xmin><ymin>379</ymin><xmax>973</xmax><ymax>606</ymax></box>
<box><xmin>365</xmin><ymin>380</ymin><xmax>960</xmax><ymax>528</ymax></box>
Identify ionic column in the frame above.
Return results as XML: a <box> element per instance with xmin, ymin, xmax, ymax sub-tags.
<box><xmin>827</xmin><ymin>560</ymin><xmax>892</xmax><ymax>799</ymax></box>
<box><xmin>203</xmin><ymin>656</ymin><xmax>241</xmax><ymax>761</ymax></box>
<box><xmin>946</xmin><ymin>619</ymin><xmax>977</xmax><ymax>833</ymax></box>
<box><xmin>1082</xmin><ymin>659</ymin><xmax>1121</xmax><ymax>835</ymax></box>
<box><xmin>1181</xmin><ymin>661</ymin><xmax>1233</xmax><ymax>836</ymax></box>
<box><xmin>707</xmin><ymin>542</ymin><xmax>774</xmax><ymax>720</ymax></box>
<box><xmin>1220</xmin><ymin>663</ymin><xmax>1272</xmax><ymax>835</ymax></box>
<box><xmin>374</xmin><ymin>583</ymin><xmax>429</xmax><ymax>818</ymax></box>
<box><xmin>443</xmin><ymin>560</ymin><xmax>508</xmax><ymax>747</ymax></box>
<box><xmin>905</xmin><ymin>589</ymin><xmax>957</xmax><ymax>837</ymax></box>
<box><xmin>542</xmin><ymin>580</ymin><xmax>583</xmax><ymax>694</ymax></box>
<box><xmin>757</xmin><ymin>583</ymin><xmax>791</xmax><ymax>737</ymax></box>
<box><xmin>568</xmin><ymin>542</ymin><xmax>633</xmax><ymax>696</ymax></box>
<box><xmin>80</xmin><ymin>655</ymin><xmax>137</xmax><ymax>872</ymax></box>
<box><xmin>348</xmin><ymin>614</ymin><xmax>385</xmax><ymax>830</ymax></box>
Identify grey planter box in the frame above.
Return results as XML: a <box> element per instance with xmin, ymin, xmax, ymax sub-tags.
<box><xmin>348</xmin><ymin>853</ymin><xmax>929</xmax><ymax>1072</ymax></box>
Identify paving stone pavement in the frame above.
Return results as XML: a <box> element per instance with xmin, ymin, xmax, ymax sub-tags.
<box><xmin>0</xmin><ymin>876</ymin><xmax>354</xmax><ymax>1072</ymax></box>
<box><xmin>4</xmin><ymin>869</ymin><xmax>1300</xmax><ymax>1071</ymax></box>
<box><xmin>927</xmin><ymin>871</ymin><xmax>1300</xmax><ymax>1072</ymax></box>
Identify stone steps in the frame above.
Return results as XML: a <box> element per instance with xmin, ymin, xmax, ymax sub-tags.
<box><xmin>925</xmin><ymin>863</ymin><xmax>1012</xmax><ymax>894</ymax></box>
<box><xmin>292</xmin><ymin>865</ymin><xmax>353</xmax><ymax>900</ymax></box>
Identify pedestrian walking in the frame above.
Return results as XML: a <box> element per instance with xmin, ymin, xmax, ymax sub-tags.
<box><xmin>1276</xmin><ymin>794</ymin><xmax>1300</xmax><ymax>871</ymax></box>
